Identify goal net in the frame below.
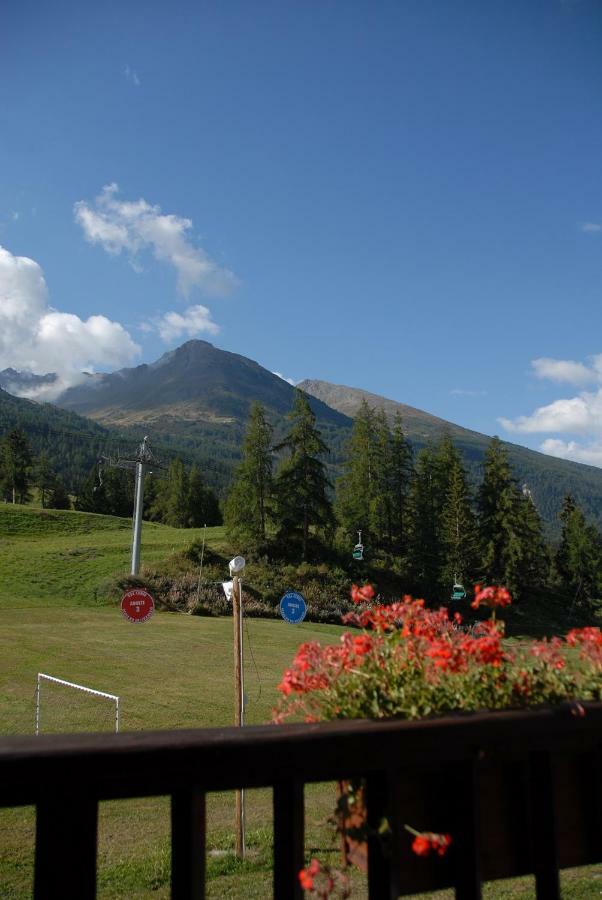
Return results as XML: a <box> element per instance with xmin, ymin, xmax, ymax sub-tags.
<box><xmin>35</xmin><ymin>673</ymin><xmax>120</xmax><ymax>735</ymax></box>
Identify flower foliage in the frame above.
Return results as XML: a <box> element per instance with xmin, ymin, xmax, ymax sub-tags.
<box><xmin>275</xmin><ymin>586</ymin><xmax>602</xmax><ymax>724</ymax></box>
<box><xmin>298</xmin><ymin>858</ymin><xmax>351</xmax><ymax>898</ymax></box>
<box><xmin>410</xmin><ymin>831</ymin><xmax>452</xmax><ymax>858</ymax></box>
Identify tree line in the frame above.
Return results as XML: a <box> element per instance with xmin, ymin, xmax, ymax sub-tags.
<box><xmin>0</xmin><ymin>428</ymin><xmax>222</xmax><ymax>527</ymax></box>
<box><xmin>225</xmin><ymin>395</ymin><xmax>602</xmax><ymax>605</ymax></box>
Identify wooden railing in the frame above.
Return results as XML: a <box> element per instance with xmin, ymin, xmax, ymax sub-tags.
<box><xmin>1</xmin><ymin>703</ymin><xmax>602</xmax><ymax>899</ymax></box>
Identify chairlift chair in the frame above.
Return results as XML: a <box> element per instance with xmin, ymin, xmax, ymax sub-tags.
<box><xmin>450</xmin><ymin>580</ymin><xmax>466</xmax><ymax>602</ymax></box>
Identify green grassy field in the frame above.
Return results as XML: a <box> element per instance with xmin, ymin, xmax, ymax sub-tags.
<box><xmin>1</xmin><ymin>503</ymin><xmax>601</xmax><ymax>898</ymax></box>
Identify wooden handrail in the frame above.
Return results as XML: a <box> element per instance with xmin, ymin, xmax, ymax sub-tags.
<box><xmin>1</xmin><ymin>703</ymin><xmax>601</xmax><ymax>898</ymax></box>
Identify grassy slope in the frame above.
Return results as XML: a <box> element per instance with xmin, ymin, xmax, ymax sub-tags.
<box><xmin>0</xmin><ymin>503</ymin><xmax>207</xmax><ymax>608</ymax></box>
<box><xmin>1</xmin><ymin>504</ymin><xmax>600</xmax><ymax>897</ymax></box>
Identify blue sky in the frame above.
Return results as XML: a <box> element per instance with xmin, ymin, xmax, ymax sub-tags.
<box><xmin>1</xmin><ymin>1</ymin><xmax>602</xmax><ymax>463</ymax></box>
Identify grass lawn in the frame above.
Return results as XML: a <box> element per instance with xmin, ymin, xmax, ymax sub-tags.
<box><xmin>1</xmin><ymin>503</ymin><xmax>601</xmax><ymax>897</ymax></box>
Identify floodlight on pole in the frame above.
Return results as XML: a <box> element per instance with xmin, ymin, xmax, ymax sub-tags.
<box><xmin>230</xmin><ymin>554</ymin><xmax>246</xmax><ymax>858</ymax></box>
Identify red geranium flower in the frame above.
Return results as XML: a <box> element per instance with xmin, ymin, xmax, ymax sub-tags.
<box><xmin>351</xmin><ymin>583</ymin><xmax>375</xmax><ymax>605</ymax></box>
<box><xmin>410</xmin><ymin>831</ymin><xmax>452</xmax><ymax>858</ymax></box>
<box><xmin>471</xmin><ymin>584</ymin><xmax>512</xmax><ymax>610</ymax></box>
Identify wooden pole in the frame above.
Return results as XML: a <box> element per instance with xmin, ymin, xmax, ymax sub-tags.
<box><xmin>233</xmin><ymin>575</ymin><xmax>245</xmax><ymax>858</ymax></box>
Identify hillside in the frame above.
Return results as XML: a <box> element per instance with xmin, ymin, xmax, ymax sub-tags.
<box><xmin>0</xmin><ymin>387</ymin><xmax>117</xmax><ymax>492</ymax></box>
<box><xmin>299</xmin><ymin>379</ymin><xmax>602</xmax><ymax>535</ymax></box>
<box><xmin>5</xmin><ymin>342</ymin><xmax>602</xmax><ymax>533</ymax></box>
<box><xmin>54</xmin><ymin>340</ymin><xmax>354</xmax><ymax>484</ymax></box>
<box><xmin>57</xmin><ymin>340</ymin><xmax>350</xmax><ymax>430</ymax></box>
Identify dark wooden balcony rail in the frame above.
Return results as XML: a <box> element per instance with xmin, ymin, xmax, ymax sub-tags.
<box><xmin>1</xmin><ymin>703</ymin><xmax>602</xmax><ymax>899</ymax></box>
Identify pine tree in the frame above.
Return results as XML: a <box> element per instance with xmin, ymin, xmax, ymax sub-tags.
<box><xmin>0</xmin><ymin>429</ymin><xmax>32</xmax><ymax>504</ymax></box>
<box><xmin>371</xmin><ymin>409</ymin><xmax>394</xmax><ymax>550</ymax></box>
<box><xmin>274</xmin><ymin>391</ymin><xmax>334</xmax><ymax>560</ymax></box>
<box><xmin>224</xmin><ymin>403</ymin><xmax>273</xmax><ymax>548</ymax></box>
<box><xmin>47</xmin><ymin>476</ymin><xmax>71</xmax><ymax>510</ymax></box>
<box><xmin>556</xmin><ymin>495</ymin><xmax>601</xmax><ymax>605</ymax></box>
<box><xmin>406</xmin><ymin>446</ymin><xmax>443</xmax><ymax>599</ymax></box>
<box><xmin>476</xmin><ymin>437</ymin><xmax>548</xmax><ymax>596</ymax></box>
<box><xmin>153</xmin><ymin>459</ymin><xmax>190</xmax><ymax>527</ymax></box>
<box><xmin>513</xmin><ymin>492</ymin><xmax>549</xmax><ymax>593</ymax></box>
<box><xmin>477</xmin><ymin>438</ymin><xmax>519</xmax><ymax>584</ymax></box>
<box><xmin>335</xmin><ymin>401</ymin><xmax>376</xmax><ymax>547</ymax></box>
<box><xmin>389</xmin><ymin>413</ymin><xmax>413</xmax><ymax>557</ymax></box>
<box><xmin>188</xmin><ymin>465</ymin><xmax>222</xmax><ymax>527</ymax></box>
<box><xmin>35</xmin><ymin>452</ymin><xmax>55</xmax><ymax>509</ymax></box>
<box><xmin>439</xmin><ymin>451</ymin><xmax>478</xmax><ymax>590</ymax></box>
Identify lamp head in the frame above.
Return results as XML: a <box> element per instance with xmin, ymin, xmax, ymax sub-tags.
<box><xmin>229</xmin><ymin>555</ymin><xmax>246</xmax><ymax>575</ymax></box>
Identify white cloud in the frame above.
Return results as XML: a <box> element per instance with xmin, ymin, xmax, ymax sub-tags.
<box><xmin>273</xmin><ymin>371</ymin><xmax>297</xmax><ymax>386</ymax></box>
<box><xmin>74</xmin><ymin>184</ymin><xmax>239</xmax><ymax>297</ymax></box>
<box><xmin>146</xmin><ymin>304</ymin><xmax>220</xmax><ymax>343</ymax></box>
<box><xmin>501</xmin><ymin>352</ymin><xmax>602</xmax><ymax>442</ymax></box>
<box><xmin>540</xmin><ymin>439</ymin><xmax>602</xmax><ymax>467</ymax></box>
<box><xmin>581</xmin><ymin>222</ymin><xmax>602</xmax><ymax>233</ymax></box>
<box><xmin>499</xmin><ymin>393</ymin><xmax>599</xmax><ymax>434</ymax></box>
<box><xmin>124</xmin><ymin>65</ymin><xmax>141</xmax><ymax>87</ymax></box>
<box><xmin>531</xmin><ymin>357</ymin><xmax>594</xmax><ymax>386</ymax></box>
<box><xmin>0</xmin><ymin>244</ymin><xmax>140</xmax><ymax>399</ymax></box>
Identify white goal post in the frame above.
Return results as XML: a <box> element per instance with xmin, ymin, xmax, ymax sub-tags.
<box><xmin>35</xmin><ymin>673</ymin><xmax>120</xmax><ymax>735</ymax></box>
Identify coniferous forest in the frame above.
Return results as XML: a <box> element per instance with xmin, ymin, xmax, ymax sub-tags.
<box><xmin>224</xmin><ymin>395</ymin><xmax>602</xmax><ymax>608</ymax></box>
<box><xmin>3</xmin><ymin>386</ymin><xmax>602</xmax><ymax>609</ymax></box>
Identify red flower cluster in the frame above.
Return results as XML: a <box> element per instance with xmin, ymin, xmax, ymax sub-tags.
<box><xmin>566</xmin><ymin>626</ymin><xmax>602</xmax><ymax>668</ymax></box>
<box><xmin>566</xmin><ymin>626</ymin><xmax>602</xmax><ymax>648</ymax></box>
<box><xmin>299</xmin><ymin>859</ymin><xmax>321</xmax><ymax>891</ymax></box>
<box><xmin>351</xmin><ymin>583</ymin><xmax>375</xmax><ymax>605</ymax></box>
<box><xmin>277</xmin><ymin>631</ymin><xmax>382</xmax><ymax>697</ymax></box>
<box><xmin>530</xmin><ymin>637</ymin><xmax>566</xmax><ymax>670</ymax></box>
<box><xmin>298</xmin><ymin>858</ymin><xmax>350</xmax><ymax>897</ymax></box>
<box><xmin>411</xmin><ymin>832</ymin><xmax>452</xmax><ymax>858</ymax></box>
<box><xmin>471</xmin><ymin>584</ymin><xmax>512</xmax><ymax>610</ymax></box>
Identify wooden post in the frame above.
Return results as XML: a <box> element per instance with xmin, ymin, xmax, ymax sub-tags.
<box><xmin>233</xmin><ymin>574</ymin><xmax>245</xmax><ymax>858</ymax></box>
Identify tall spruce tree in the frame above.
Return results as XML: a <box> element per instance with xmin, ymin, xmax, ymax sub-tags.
<box><xmin>371</xmin><ymin>409</ymin><xmax>394</xmax><ymax>550</ymax></box>
<box><xmin>188</xmin><ymin>465</ymin><xmax>222</xmax><ymax>527</ymax></box>
<box><xmin>556</xmin><ymin>494</ymin><xmax>601</xmax><ymax>605</ymax></box>
<box><xmin>406</xmin><ymin>446</ymin><xmax>443</xmax><ymax>599</ymax></box>
<box><xmin>439</xmin><ymin>447</ymin><xmax>478</xmax><ymax>590</ymax></box>
<box><xmin>0</xmin><ymin>429</ymin><xmax>32</xmax><ymax>504</ymax></box>
<box><xmin>47</xmin><ymin>475</ymin><xmax>71</xmax><ymax>510</ymax></box>
<box><xmin>151</xmin><ymin>458</ymin><xmax>189</xmax><ymax>527</ymax></box>
<box><xmin>335</xmin><ymin>400</ymin><xmax>376</xmax><ymax>548</ymax></box>
<box><xmin>477</xmin><ymin>438</ymin><xmax>520</xmax><ymax>585</ymax></box>
<box><xmin>389</xmin><ymin>413</ymin><xmax>413</xmax><ymax>556</ymax></box>
<box><xmin>35</xmin><ymin>452</ymin><xmax>55</xmax><ymax>509</ymax></box>
<box><xmin>274</xmin><ymin>391</ymin><xmax>334</xmax><ymax>560</ymax></box>
<box><xmin>225</xmin><ymin>402</ymin><xmax>274</xmax><ymax>548</ymax></box>
<box><xmin>477</xmin><ymin>437</ymin><xmax>548</xmax><ymax>596</ymax></box>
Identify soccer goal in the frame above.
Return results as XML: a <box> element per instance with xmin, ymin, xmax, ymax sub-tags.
<box><xmin>35</xmin><ymin>673</ymin><xmax>120</xmax><ymax>735</ymax></box>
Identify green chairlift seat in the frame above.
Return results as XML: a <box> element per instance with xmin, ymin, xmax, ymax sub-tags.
<box><xmin>451</xmin><ymin>583</ymin><xmax>467</xmax><ymax>602</ymax></box>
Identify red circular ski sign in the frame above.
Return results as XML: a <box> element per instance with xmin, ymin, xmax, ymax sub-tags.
<box><xmin>121</xmin><ymin>588</ymin><xmax>155</xmax><ymax>623</ymax></box>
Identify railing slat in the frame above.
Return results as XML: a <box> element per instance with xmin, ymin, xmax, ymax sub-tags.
<box><xmin>366</xmin><ymin>771</ymin><xmax>395</xmax><ymax>899</ymax></box>
<box><xmin>529</xmin><ymin>750</ymin><xmax>560</xmax><ymax>900</ymax></box>
<box><xmin>273</xmin><ymin>780</ymin><xmax>304</xmax><ymax>900</ymax></box>
<box><xmin>171</xmin><ymin>787</ymin><xmax>206</xmax><ymax>900</ymax></box>
<box><xmin>453</xmin><ymin>759</ymin><xmax>481</xmax><ymax>900</ymax></box>
<box><xmin>34</xmin><ymin>794</ymin><xmax>97</xmax><ymax>899</ymax></box>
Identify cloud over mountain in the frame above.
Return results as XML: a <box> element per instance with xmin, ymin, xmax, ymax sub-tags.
<box><xmin>0</xmin><ymin>244</ymin><xmax>139</xmax><ymax>399</ymax></box>
<box><xmin>74</xmin><ymin>184</ymin><xmax>239</xmax><ymax>297</ymax></box>
<box><xmin>500</xmin><ymin>353</ymin><xmax>602</xmax><ymax>467</ymax></box>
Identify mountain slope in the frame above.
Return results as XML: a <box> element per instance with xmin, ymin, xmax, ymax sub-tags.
<box><xmin>0</xmin><ymin>387</ymin><xmax>116</xmax><ymax>491</ymax></box>
<box><xmin>299</xmin><ymin>379</ymin><xmax>602</xmax><ymax>534</ymax></box>
<box><xmin>52</xmin><ymin>341</ymin><xmax>353</xmax><ymax>491</ymax></box>
<box><xmin>58</xmin><ymin>340</ymin><xmax>350</xmax><ymax>430</ymax></box>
